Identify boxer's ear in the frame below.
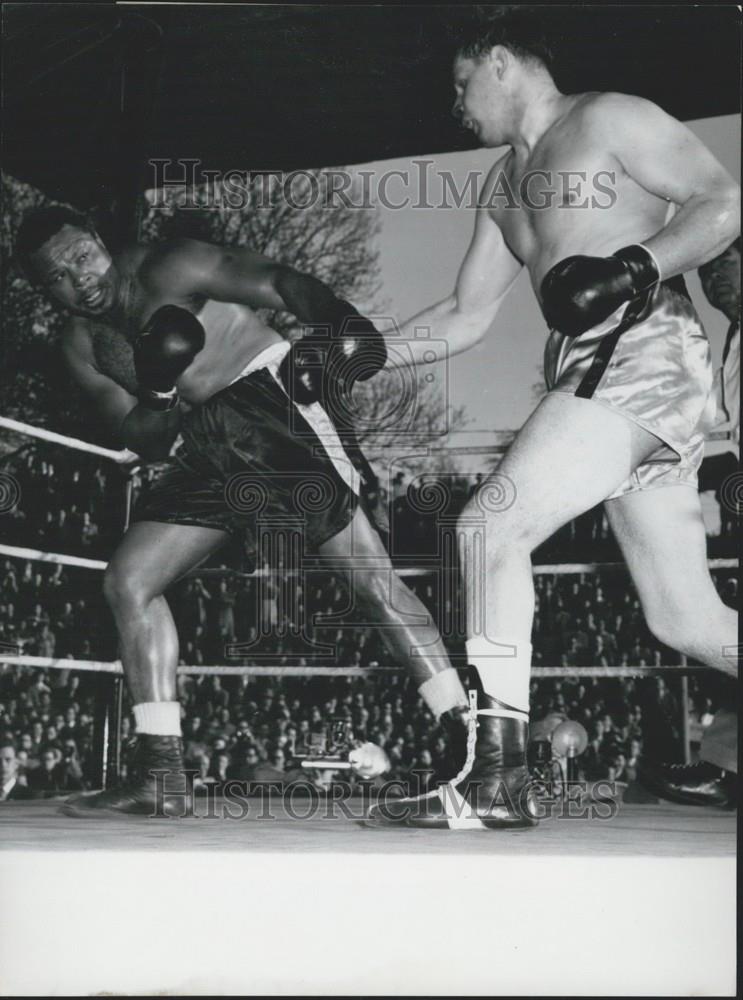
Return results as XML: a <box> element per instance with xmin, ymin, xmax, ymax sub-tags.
<box><xmin>486</xmin><ymin>44</ymin><xmax>510</xmax><ymax>78</ymax></box>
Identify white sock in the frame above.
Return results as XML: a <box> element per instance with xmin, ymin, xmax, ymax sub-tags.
<box><xmin>418</xmin><ymin>667</ymin><xmax>468</xmax><ymax>719</ymax></box>
<box><xmin>466</xmin><ymin>635</ymin><xmax>531</xmax><ymax>721</ymax></box>
<box><xmin>133</xmin><ymin>701</ymin><xmax>182</xmax><ymax>737</ymax></box>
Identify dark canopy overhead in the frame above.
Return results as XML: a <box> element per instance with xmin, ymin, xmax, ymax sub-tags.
<box><xmin>3</xmin><ymin>3</ymin><xmax>741</xmax><ymax>210</ymax></box>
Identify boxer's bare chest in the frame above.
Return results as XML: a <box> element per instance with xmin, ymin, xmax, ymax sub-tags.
<box><xmin>485</xmin><ymin>100</ymin><xmax>667</xmax><ymax>283</ymax></box>
<box><xmin>87</xmin><ymin>266</ymin><xmax>199</xmax><ymax>394</ymax></box>
<box><xmin>86</xmin><ymin>260</ymin><xmax>279</xmax><ymax>402</ymax></box>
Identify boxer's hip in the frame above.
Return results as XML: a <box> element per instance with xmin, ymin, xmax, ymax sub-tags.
<box><xmin>180</xmin><ymin>344</ymin><xmax>361</xmax><ymax>498</ymax></box>
<box><xmin>543</xmin><ymin>277</ymin><xmax>715</xmax><ymax>457</ymax></box>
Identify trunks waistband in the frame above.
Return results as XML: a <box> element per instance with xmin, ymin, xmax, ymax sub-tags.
<box><xmin>228</xmin><ymin>340</ymin><xmax>291</xmax><ymax>385</ymax></box>
<box><xmin>224</xmin><ymin>339</ymin><xmax>361</xmax><ymax>497</ymax></box>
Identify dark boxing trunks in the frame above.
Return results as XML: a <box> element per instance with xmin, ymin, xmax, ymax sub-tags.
<box><xmin>544</xmin><ymin>277</ymin><xmax>716</xmax><ymax>499</ymax></box>
<box><xmin>132</xmin><ymin>343</ymin><xmax>370</xmax><ymax>565</ymax></box>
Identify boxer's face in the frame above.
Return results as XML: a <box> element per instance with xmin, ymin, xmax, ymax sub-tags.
<box><xmin>452</xmin><ymin>52</ymin><xmax>510</xmax><ymax>147</ymax></box>
<box><xmin>31</xmin><ymin>224</ymin><xmax>118</xmax><ymax>317</ymax></box>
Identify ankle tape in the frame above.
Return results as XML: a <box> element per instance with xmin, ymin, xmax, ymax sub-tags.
<box><xmin>478</xmin><ymin>708</ymin><xmax>529</xmax><ymax>722</ymax></box>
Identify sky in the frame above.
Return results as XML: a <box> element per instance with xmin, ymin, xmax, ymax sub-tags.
<box><xmin>367</xmin><ymin>114</ymin><xmax>740</xmax><ymax>455</ymax></box>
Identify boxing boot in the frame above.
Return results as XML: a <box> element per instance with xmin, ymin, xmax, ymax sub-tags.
<box><xmin>437</xmin><ymin>704</ymin><xmax>470</xmax><ymax>781</ymax></box>
<box><xmin>367</xmin><ymin>668</ymin><xmax>539</xmax><ymax>829</ymax></box>
<box><xmin>60</xmin><ymin>735</ymin><xmax>190</xmax><ymax>818</ymax></box>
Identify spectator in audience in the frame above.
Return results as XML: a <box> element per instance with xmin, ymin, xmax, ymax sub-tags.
<box><xmin>27</xmin><ymin>745</ymin><xmax>85</xmax><ymax>797</ymax></box>
<box><xmin>1</xmin><ymin>742</ymin><xmax>33</xmax><ymax>801</ymax></box>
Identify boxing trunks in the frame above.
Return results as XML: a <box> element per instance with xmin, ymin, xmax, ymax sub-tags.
<box><xmin>544</xmin><ymin>276</ymin><xmax>716</xmax><ymax>499</ymax></box>
<box><xmin>132</xmin><ymin>341</ymin><xmax>383</xmax><ymax>565</ymax></box>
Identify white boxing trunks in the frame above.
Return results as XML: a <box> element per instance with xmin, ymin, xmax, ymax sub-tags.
<box><xmin>544</xmin><ymin>276</ymin><xmax>716</xmax><ymax>499</ymax></box>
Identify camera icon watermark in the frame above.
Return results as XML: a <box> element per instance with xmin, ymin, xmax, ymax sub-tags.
<box><xmin>0</xmin><ymin>473</ymin><xmax>21</xmax><ymax>513</ymax></box>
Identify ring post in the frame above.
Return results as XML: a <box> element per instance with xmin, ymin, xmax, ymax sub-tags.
<box><xmin>92</xmin><ymin>673</ymin><xmax>124</xmax><ymax>789</ymax></box>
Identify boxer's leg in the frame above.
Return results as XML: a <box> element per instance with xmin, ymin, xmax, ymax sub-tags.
<box><xmin>700</xmin><ymin>710</ymin><xmax>738</xmax><ymax>772</ymax></box>
<box><xmin>103</xmin><ymin>521</ymin><xmax>230</xmax><ymax>706</ymax></box>
<box><xmin>63</xmin><ymin>521</ymin><xmax>230</xmax><ymax>816</ymax></box>
<box><xmin>318</xmin><ymin>504</ymin><xmax>468</xmax><ymax>715</ymax></box>
<box><xmin>459</xmin><ymin>391</ymin><xmax>663</xmax><ymax>717</ymax></box>
<box><xmin>605</xmin><ymin>485</ymin><xmax>738</xmax><ymax>677</ymax></box>
<box><xmin>367</xmin><ymin>395</ymin><xmax>666</xmax><ymax>826</ymax></box>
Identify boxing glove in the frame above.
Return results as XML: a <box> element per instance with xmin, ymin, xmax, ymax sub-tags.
<box><xmin>134</xmin><ymin>305</ymin><xmax>205</xmax><ymax>410</ymax></box>
<box><xmin>279</xmin><ymin>301</ymin><xmax>387</xmax><ymax>406</ymax></box>
<box><xmin>540</xmin><ymin>244</ymin><xmax>660</xmax><ymax>338</ymax></box>
<box><xmin>278</xmin><ymin>330</ymin><xmax>326</xmax><ymax>405</ymax></box>
<box><xmin>327</xmin><ymin>303</ymin><xmax>388</xmax><ymax>387</ymax></box>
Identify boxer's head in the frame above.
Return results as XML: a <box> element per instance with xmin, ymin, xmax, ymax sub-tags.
<box><xmin>16</xmin><ymin>206</ymin><xmax>118</xmax><ymax>317</ymax></box>
<box><xmin>451</xmin><ymin>10</ymin><xmax>555</xmax><ymax>147</ymax></box>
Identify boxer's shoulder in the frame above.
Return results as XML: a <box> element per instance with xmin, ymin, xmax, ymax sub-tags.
<box><xmin>570</xmin><ymin>91</ymin><xmax>672</xmax><ymax>136</ymax></box>
<box><xmin>61</xmin><ymin>315</ymin><xmax>117</xmax><ymax>378</ymax></box>
<box><xmin>60</xmin><ymin>315</ymin><xmax>105</xmax><ymax>386</ymax></box>
<box><xmin>61</xmin><ymin>314</ymin><xmax>95</xmax><ymax>356</ymax></box>
<box><xmin>137</xmin><ymin>237</ymin><xmax>219</xmax><ymax>292</ymax></box>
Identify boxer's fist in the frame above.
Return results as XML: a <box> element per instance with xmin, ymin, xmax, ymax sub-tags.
<box><xmin>279</xmin><ymin>304</ymin><xmax>387</xmax><ymax>409</ymax></box>
<box><xmin>278</xmin><ymin>333</ymin><xmax>326</xmax><ymax>405</ymax></box>
<box><xmin>134</xmin><ymin>305</ymin><xmax>205</xmax><ymax>405</ymax></box>
<box><xmin>348</xmin><ymin>742</ymin><xmax>390</xmax><ymax>780</ymax></box>
<box><xmin>329</xmin><ymin>305</ymin><xmax>387</xmax><ymax>387</ymax></box>
<box><xmin>540</xmin><ymin>244</ymin><xmax>660</xmax><ymax>338</ymax></box>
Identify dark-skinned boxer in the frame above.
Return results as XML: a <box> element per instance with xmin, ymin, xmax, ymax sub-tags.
<box><xmin>15</xmin><ymin>206</ymin><xmax>470</xmax><ymax>817</ymax></box>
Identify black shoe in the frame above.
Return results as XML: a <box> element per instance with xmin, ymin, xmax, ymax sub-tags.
<box><xmin>437</xmin><ymin>704</ymin><xmax>469</xmax><ymax>781</ymax></box>
<box><xmin>637</xmin><ymin>760</ymin><xmax>736</xmax><ymax>808</ymax></box>
<box><xmin>367</xmin><ymin>669</ymin><xmax>539</xmax><ymax>830</ymax></box>
<box><xmin>61</xmin><ymin>735</ymin><xmax>191</xmax><ymax>818</ymax></box>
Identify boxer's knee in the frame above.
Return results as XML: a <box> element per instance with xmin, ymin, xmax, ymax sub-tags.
<box><xmin>103</xmin><ymin>561</ymin><xmax>159</xmax><ymax>616</ymax></box>
<box><xmin>456</xmin><ymin>498</ymin><xmax>530</xmax><ymax>570</ymax></box>
<box><xmin>643</xmin><ymin>606</ymin><xmax>678</xmax><ymax>651</ymax></box>
<box><xmin>643</xmin><ymin>597</ymin><xmax>705</xmax><ymax>656</ymax></box>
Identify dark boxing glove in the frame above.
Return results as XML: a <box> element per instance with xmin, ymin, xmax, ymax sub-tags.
<box><xmin>278</xmin><ymin>301</ymin><xmax>387</xmax><ymax>408</ymax></box>
<box><xmin>328</xmin><ymin>304</ymin><xmax>388</xmax><ymax>386</ymax></box>
<box><xmin>134</xmin><ymin>305</ymin><xmax>205</xmax><ymax>410</ymax></box>
<box><xmin>540</xmin><ymin>244</ymin><xmax>661</xmax><ymax>338</ymax></box>
<box><xmin>278</xmin><ymin>332</ymin><xmax>326</xmax><ymax>405</ymax></box>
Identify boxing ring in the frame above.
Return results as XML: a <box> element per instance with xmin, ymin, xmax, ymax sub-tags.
<box><xmin>0</xmin><ymin>416</ymin><xmax>737</xmax><ymax>996</ymax></box>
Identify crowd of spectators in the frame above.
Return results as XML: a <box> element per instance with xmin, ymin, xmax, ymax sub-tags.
<box><xmin>0</xmin><ymin>446</ymin><xmax>120</xmax><ymax>558</ymax></box>
<box><xmin>0</xmin><ymin>446</ymin><xmax>737</xmax><ymax>563</ymax></box>
<box><xmin>1</xmin><ymin>658</ymin><xmax>731</xmax><ymax>801</ymax></box>
<box><xmin>0</xmin><ymin>445</ymin><xmax>738</xmax><ymax>800</ymax></box>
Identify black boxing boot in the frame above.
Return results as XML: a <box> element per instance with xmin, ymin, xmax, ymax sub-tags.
<box><xmin>61</xmin><ymin>735</ymin><xmax>191</xmax><ymax>818</ymax></box>
<box><xmin>437</xmin><ymin>704</ymin><xmax>470</xmax><ymax>782</ymax></box>
<box><xmin>367</xmin><ymin>669</ymin><xmax>539</xmax><ymax>829</ymax></box>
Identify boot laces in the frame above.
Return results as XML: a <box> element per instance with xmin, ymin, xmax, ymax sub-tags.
<box><xmin>665</xmin><ymin>761</ymin><xmax>717</xmax><ymax>775</ymax></box>
<box><xmin>449</xmin><ymin>688</ymin><xmax>478</xmax><ymax>785</ymax></box>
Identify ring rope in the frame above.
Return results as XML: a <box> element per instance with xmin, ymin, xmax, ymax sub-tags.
<box><xmin>0</xmin><ymin>543</ymin><xmax>737</xmax><ymax>576</ymax></box>
<box><xmin>0</xmin><ymin>544</ymin><xmax>108</xmax><ymax>571</ymax></box>
<box><xmin>2</xmin><ymin>415</ymin><xmax>734</xmax><ymax>456</ymax></box>
<box><xmin>0</xmin><ymin>416</ymin><xmax>138</xmax><ymax>464</ymax></box>
<box><xmin>0</xmin><ymin>653</ymin><xmax>717</xmax><ymax>678</ymax></box>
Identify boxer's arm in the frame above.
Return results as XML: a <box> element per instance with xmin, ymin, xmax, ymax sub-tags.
<box><xmin>151</xmin><ymin>238</ymin><xmax>354</xmax><ymax>323</ymax></box>
<box><xmin>383</xmin><ymin>184</ymin><xmax>522</xmax><ymax>369</ymax></box>
<box><xmin>62</xmin><ymin>322</ymin><xmax>180</xmax><ymax>461</ymax></box>
<box><xmin>593</xmin><ymin>93</ymin><xmax>740</xmax><ymax>276</ymax></box>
